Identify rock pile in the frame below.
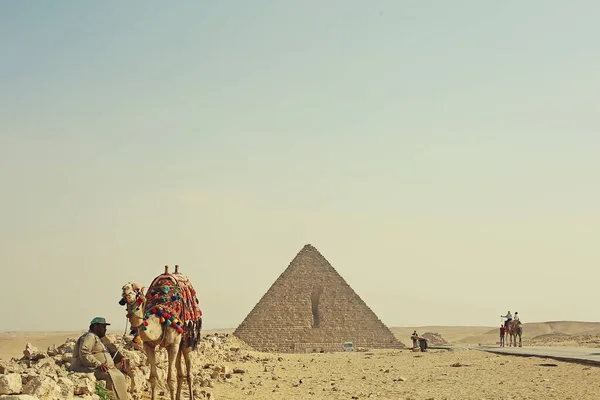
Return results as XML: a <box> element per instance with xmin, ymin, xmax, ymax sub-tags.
<box><xmin>0</xmin><ymin>332</ymin><xmax>257</xmax><ymax>400</ymax></box>
<box><xmin>421</xmin><ymin>332</ymin><xmax>450</xmax><ymax>346</ymax></box>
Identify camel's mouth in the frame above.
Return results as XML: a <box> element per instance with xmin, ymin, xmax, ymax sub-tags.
<box><xmin>118</xmin><ymin>297</ymin><xmax>127</xmax><ymax>306</ymax></box>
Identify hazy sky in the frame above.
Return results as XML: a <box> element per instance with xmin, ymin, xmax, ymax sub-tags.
<box><xmin>1</xmin><ymin>1</ymin><xmax>599</xmax><ymax>333</ymax></box>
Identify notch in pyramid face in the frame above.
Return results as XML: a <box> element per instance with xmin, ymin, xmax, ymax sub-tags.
<box><xmin>233</xmin><ymin>244</ymin><xmax>405</xmax><ymax>353</ymax></box>
<box><xmin>310</xmin><ymin>286</ymin><xmax>323</xmax><ymax>328</ymax></box>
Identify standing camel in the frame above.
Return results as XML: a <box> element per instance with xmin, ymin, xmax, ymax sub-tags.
<box><xmin>120</xmin><ymin>265</ymin><xmax>202</xmax><ymax>400</ymax></box>
<box><xmin>505</xmin><ymin>320</ymin><xmax>522</xmax><ymax>347</ymax></box>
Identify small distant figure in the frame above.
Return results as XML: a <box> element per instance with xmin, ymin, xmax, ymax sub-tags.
<box><xmin>411</xmin><ymin>330</ymin><xmax>419</xmax><ymax>348</ymax></box>
<box><xmin>418</xmin><ymin>337</ymin><xmax>428</xmax><ymax>352</ymax></box>
<box><xmin>514</xmin><ymin>312</ymin><xmax>520</xmax><ymax>321</ymax></box>
<box><xmin>500</xmin><ymin>325</ymin><xmax>506</xmax><ymax>347</ymax></box>
<box><xmin>500</xmin><ymin>311</ymin><xmax>513</xmax><ymax>328</ymax></box>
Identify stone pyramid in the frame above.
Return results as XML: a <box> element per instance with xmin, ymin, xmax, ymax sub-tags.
<box><xmin>233</xmin><ymin>244</ymin><xmax>405</xmax><ymax>353</ymax></box>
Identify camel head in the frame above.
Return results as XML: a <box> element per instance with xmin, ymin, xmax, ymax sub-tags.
<box><xmin>119</xmin><ymin>282</ymin><xmax>146</xmax><ymax>308</ymax></box>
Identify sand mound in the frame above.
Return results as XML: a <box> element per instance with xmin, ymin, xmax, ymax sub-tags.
<box><xmin>524</xmin><ymin>331</ymin><xmax>600</xmax><ymax>348</ymax></box>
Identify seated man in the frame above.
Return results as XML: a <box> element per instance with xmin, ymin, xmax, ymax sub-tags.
<box><xmin>70</xmin><ymin>317</ymin><xmax>128</xmax><ymax>400</ymax></box>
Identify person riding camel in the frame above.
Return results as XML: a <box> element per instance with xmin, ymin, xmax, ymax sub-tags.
<box><xmin>514</xmin><ymin>312</ymin><xmax>520</xmax><ymax>321</ymax></box>
<box><xmin>500</xmin><ymin>311</ymin><xmax>512</xmax><ymax>328</ymax></box>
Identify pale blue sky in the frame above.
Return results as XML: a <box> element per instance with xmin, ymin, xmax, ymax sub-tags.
<box><xmin>1</xmin><ymin>1</ymin><xmax>599</xmax><ymax>332</ymax></box>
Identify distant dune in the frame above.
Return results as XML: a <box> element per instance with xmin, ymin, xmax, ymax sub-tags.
<box><xmin>2</xmin><ymin>322</ymin><xmax>600</xmax><ymax>360</ymax></box>
<box><xmin>393</xmin><ymin>321</ymin><xmax>600</xmax><ymax>347</ymax></box>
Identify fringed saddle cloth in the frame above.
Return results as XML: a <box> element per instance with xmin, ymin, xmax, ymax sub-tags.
<box><xmin>144</xmin><ymin>272</ymin><xmax>203</xmax><ymax>349</ymax></box>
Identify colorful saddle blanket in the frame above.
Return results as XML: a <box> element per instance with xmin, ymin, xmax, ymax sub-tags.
<box><xmin>141</xmin><ymin>272</ymin><xmax>203</xmax><ymax>347</ymax></box>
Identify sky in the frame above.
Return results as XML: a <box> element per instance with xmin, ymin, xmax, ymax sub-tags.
<box><xmin>1</xmin><ymin>1</ymin><xmax>599</xmax><ymax>333</ymax></box>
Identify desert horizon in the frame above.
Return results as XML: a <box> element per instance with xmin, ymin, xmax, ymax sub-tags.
<box><xmin>3</xmin><ymin>320</ymin><xmax>600</xmax><ymax>362</ymax></box>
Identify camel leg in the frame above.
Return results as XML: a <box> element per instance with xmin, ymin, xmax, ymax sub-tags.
<box><xmin>166</xmin><ymin>342</ymin><xmax>180</xmax><ymax>400</ymax></box>
<box><xmin>183</xmin><ymin>346</ymin><xmax>195</xmax><ymax>400</ymax></box>
<box><xmin>175</xmin><ymin>347</ymin><xmax>184</xmax><ymax>400</ymax></box>
<box><xmin>144</xmin><ymin>343</ymin><xmax>158</xmax><ymax>400</ymax></box>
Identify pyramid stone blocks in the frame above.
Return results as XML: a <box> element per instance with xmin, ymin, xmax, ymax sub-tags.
<box><xmin>233</xmin><ymin>244</ymin><xmax>404</xmax><ymax>353</ymax></box>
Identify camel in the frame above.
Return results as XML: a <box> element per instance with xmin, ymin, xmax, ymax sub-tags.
<box><xmin>505</xmin><ymin>319</ymin><xmax>522</xmax><ymax>347</ymax></box>
<box><xmin>119</xmin><ymin>265</ymin><xmax>202</xmax><ymax>400</ymax></box>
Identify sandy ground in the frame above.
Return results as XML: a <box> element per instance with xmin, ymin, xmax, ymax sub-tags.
<box><xmin>3</xmin><ymin>323</ymin><xmax>600</xmax><ymax>399</ymax></box>
<box><xmin>184</xmin><ymin>347</ymin><xmax>600</xmax><ymax>400</ymax></box>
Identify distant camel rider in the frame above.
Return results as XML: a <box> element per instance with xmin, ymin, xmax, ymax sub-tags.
<box><xmin>514</xmin><ymin>312</ymin><xmax>520</xmax><ymax>321</ymax></box>
<box><xmin>500</xmin><ymin>311</ymin><xmax>512</xmax><ymax>328</ymax></box>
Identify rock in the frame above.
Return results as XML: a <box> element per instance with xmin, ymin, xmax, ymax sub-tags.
<box><xmin>0</xmin><ymin>395</ymin><xmax>41</xmax><ymax>400</ymax></box>
<box><xmin>56</xmin><ymin>341</ymin><xmax>75</xmax><ymax>355</ymax></box>
<box><xmin>22</xmin><ymin>377</ymin><xmax>61</xmax><ymax>400</ymax></box>
<box><xmin>70</xmin><ymin>373</ymin><xmax>96</xmax><ymax>396</ymax></box>
<box><xmin>56</xmin><ymin>378</ymin><xmax>74</xmax><ymax>399</ymax></box>
<box><xmin>75</xmin><ymin>395</ymin><xmax>100</xmax><ymax>400</ymax></box>
<box><xmin>128</xmin><ymin>369</ymin><xmax>147</xmax><ymax>394</ymax></box>
<box><xmin>46</xmin><ymin>346</ymin><xmax>58</xmax><ymax>357</ymax></box>
<box><xmin>0</xmin><ymin>361</ymin><xmax>23</xmax><ymax>375</ymax></box>
<box><xmin>421</xmin><ymin>332</ymin><xmax>451</xmax><ymax>346</ymax></box>
<box><xmin>21</xmin><ymin>373</ymin><xmax>38</xmax><ymax>385</ymax></box>
<box><xmin>22</xmin><ymin>344</ymin><xmax>45</xmax><ymax>362</ymax></box>
<box><xmin>0</xmin><ymin>374</ymin><xmax>23</xmax><ymax>395</ymax></box>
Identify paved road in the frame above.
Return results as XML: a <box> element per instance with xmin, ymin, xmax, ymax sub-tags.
<box><xmin>433</xmin><ymin>345</ymin><xmax>600</xmax><ymax>366</ymax></box>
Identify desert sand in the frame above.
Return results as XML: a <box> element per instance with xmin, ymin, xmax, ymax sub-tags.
<box><xmin>2</xmin><ymin>322</ymin><xmax>600</xmax><ymax>399</ymax></box>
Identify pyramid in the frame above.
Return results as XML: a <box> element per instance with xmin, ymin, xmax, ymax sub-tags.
<box><xmin>233</xmin><ymin>244</ymin><xmax>405</xmax><ymax>353</ymax></box>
